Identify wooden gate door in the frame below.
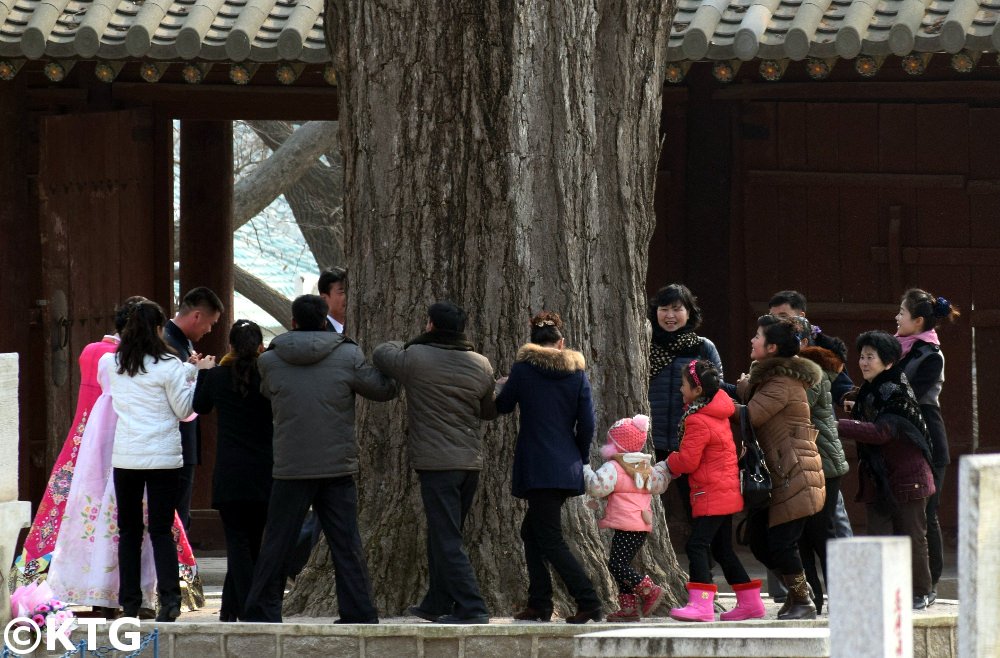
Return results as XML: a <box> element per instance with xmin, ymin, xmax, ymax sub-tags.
<box><xmin>736</xmin><ymin>99</ymin><xmax>1000</xmax><ymax>539</ymax></box>
<box><xmin>35</xmin><ymin>109</ymin><xmax>169</xmax><ymax>500</ymax></box>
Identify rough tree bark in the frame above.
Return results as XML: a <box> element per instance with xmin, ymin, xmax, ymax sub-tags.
<box><xmin>284</xmin><ymin>0</ymin><xmax>679</xmax><ymax>618</ymax></box>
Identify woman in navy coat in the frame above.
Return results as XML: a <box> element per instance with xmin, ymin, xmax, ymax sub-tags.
<box><xmin>496</xmin><ymin>311</ymin><xmax>601</xmax><ymax>624</ymax></box>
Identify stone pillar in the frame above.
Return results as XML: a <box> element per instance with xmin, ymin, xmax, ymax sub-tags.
<box><xmin>179</xmin><ymin>121</ymin><xmax>234</xmax><ymax>529</ymax></box>
<box><xmin>959</xmin><ymin>454</ymin><xmax>1000</xmax><ymax>658</ymax></box>
<box><xmin>0</xmin><ymin>354</ymin><xmax>32</xmax><ymax>623</ymax></box>
<box><xmin>828</xmin><ymin>536</ymin><xmax>913</xmax><ymax>658</ymax></box>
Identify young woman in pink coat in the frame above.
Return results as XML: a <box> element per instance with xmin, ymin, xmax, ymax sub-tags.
<box><xmin>583</xmin><ymin>415</ymin><xmax>670</xmax><ymax>621</ymax></box>
<box><xmin>664</xmin><ymin>360</ymin><xmax>763</xmax><ymax>622</ymax></box>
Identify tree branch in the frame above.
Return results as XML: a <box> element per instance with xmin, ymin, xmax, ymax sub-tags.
<box><xmin>234</xmin><ymin>265</ymin><xmax>293</xmax><ymax>330</ymax></box>
<box><xmin>246</xmin><ymin>120</ymin><xmax>345</xmax><ymax>268</ymax></box>
<box><xmin>233</xmin><ymin>121</ymin><xmax>340</xmax><ymax>229</ymax></box>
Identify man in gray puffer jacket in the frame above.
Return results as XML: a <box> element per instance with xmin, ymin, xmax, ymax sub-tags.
<box><xmin>243</xmin><ymin>294</ymin><xmax>398</xmax><ymax>623</ymax></box>
<box><xmin>374</xmin><ymin>301</ymin><xmax>497</xmax><ymax>624</ymax></box>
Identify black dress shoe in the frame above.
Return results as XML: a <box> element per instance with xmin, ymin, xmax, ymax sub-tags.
<box><xmin>435</xmin><ymin>614</ymin><xmax>490</xmax><ymax>624</ymax></box>
<box><xmin>155</xmin><ymin>605</ymin><xmax>181</xmax><ymax>622</ymax></box>
<box><xmin>513</xmin><ymin>606</ymin><xmax>553</xmax><ymax>622</ymax></box>
<box><xmin>408</xmin><ymin>606</ymin><xmax>445</xmax><ymax>622</ymax></box>
<box><xmin>565</xmin><ymin>607</ymin><xmax>602</xmax><ymax>624</ymax></box>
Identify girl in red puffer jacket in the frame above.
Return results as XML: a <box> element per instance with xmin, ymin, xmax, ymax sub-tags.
<box><xmin>664</xmin><ymin>359</ymin><xmax>764</xmax><ymax>622</ymax></box>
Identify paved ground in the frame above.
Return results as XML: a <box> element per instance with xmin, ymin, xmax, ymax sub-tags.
<box><xmin>184</xmin><ymin>545</ymin><xmax>958</xmax><ymax>623</ymax></box>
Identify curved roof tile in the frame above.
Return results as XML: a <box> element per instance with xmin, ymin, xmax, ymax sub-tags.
<box><xmin>0</xmin><ymin>0</ymin><xmax>329</xmax><ymax>63</ymax></box>
<box><xmin>668</xmin><ymin>0</ymin><xmax>1000</xmax><ymax>60</ymax></box>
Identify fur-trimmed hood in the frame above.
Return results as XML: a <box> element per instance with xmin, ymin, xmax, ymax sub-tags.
<box><xmin>515</xmin><ymin>343</ymin><xmax>586</xmax><ymax>376</ymax></box>
<box><xmin>799</xmin><ymin>346</ymin><xmax>844</xmax><ymax>375</ymax></box>
<box><xmin>748</xmin><ymin>355</ymin><xmax>823</xmax><ymax>389</ymax></box>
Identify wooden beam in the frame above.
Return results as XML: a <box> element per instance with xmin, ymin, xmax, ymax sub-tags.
<box><xmin>713</xmin><ymin>80</ymin><xmax>1000</xmax><ymax>102</ymax></box>
<box><xmin>870</xmin><ymin>246</ymin><xmax>1000</xmax><ymax>266</ymax></box>
<box><xmin>179</xmin><ymin>120</ymin><xmax>234</xmax><ymax>514</ymax></box>
<box><xmin>750</xmin><ymin>300</ymin><xmax>899</xmax><ymax>321</ymax></box>
<box><xmin>111</xmin><ymin>83</ymin><xmax>339</xmax><ymax>120</ymax></box>
<box><xmin>745</xmin><ymin>170</ymin><xmax>966</xmax><ymax>189</ymax></box>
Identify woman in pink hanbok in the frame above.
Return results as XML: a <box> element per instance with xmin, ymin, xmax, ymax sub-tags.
<box><xmin>11</xmin><ymin>298</ymin><xmax>204</xmax><ymax>613</ymax></box>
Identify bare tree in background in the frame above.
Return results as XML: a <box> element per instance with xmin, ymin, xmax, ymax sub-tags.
<box><xmin>228</xmin><ymin>120</ymin><xmax>343</xmax><ymax>329</ymax></box>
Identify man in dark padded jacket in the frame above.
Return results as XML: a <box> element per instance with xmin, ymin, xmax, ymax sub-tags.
<box><xmin>243</xmin><ymin>294</ymin><xmax>397</xmax><ymax>623</ymax></box>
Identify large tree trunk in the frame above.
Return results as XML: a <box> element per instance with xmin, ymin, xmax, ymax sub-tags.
<box><xmin>285</xmin><ymin>0</ymin><xmax>679</xmax><ymax>618</ymax></box>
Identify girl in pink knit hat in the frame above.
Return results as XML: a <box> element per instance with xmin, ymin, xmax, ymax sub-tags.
<box><xmin>583</xmin><ymin>414</ymin><xmax>671</xmax><ymax>621</ymax></box>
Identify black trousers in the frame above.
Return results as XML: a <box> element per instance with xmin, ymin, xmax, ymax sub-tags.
<box><xmin>243</xmin><ymin>476</ymin><xmax>377</xmax><ymax>623</ymax></box>
<box><xmin>175</xmin><ymin>463</ymin><xmax>195</xmax><ymax>532</ymax></box>
<box><xmin>799</xmin><ymin>476</ymin><xmax>842</xmax><ymax>601</ymax></box>
<box><xmin>746</xmin><ymin>507</ymin><xmax>807</xmax><ymax>575</ymax></box>
<box><xmin>521</xmin><ymin>489</ymin><xmax>599</xmax><ymax>611</ymax></box>
<box><xmin>218</xmin><ymin>501</ymin><xmax>269</xmax><ymax>621</ymax></box>
<box><xmin>687</xmin><ymin>515</ymin><xmax>750</xmax><ymax>585</ymax></box>
<box><xmin>926</xmin><ymin>465</ymin><xmax>946</xmax><ymax>586</ymax></box>
<box><xmin>113</xmin><ymin>468</ymin><xmax>181</xmax><ymax>613</ymax></box>
<box><xmin>867</xmin><ymin>498</ymin><xmax>932</xmax><ymax>597</ymax></box>
<box><xmin>608</xmin><ymin>530</ymin><xmax>647</xmax><ymax>593</ymax></box>
<box><xmin>417</xmin><ymin>470</ymin><xmax>488</xmax><ymax>618</ymax></box>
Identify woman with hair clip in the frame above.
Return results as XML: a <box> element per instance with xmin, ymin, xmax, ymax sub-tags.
<box><xmin>193</xmin><ymin>320</ymin><xmax>273</xmax><ymax>622</ymax></box>
<box><xmin>44</xmin><ymin>298</ymin><xmax>204</xmax><ymax>617</ymax></box>
<box><xmin>735</xmin><ymin>315</ymin><xmax>825</xmax><ymax>620</ymax></box>
<box><xmin>894</xmin><ymin>289</ymin><xmax>959</xmax><ymax>605</ymax></box>
<box><xmin>109</xmin><ymin>300</ymin><xmax>215</xmax><ymax>622</ymax></box>
<box><xmin>12</xmin><ymin>297</ymin><xmax>145</xmax><ymax>593</ymax></box>
<box><xmin>495</xmin><ymin>311</ymin><xmax>604</xmax><ymax>623</ymax></box>
<box><xmin>646</xmin><ymin>284</ymin><xmax>724</xmax><ymax>533</ymax></box>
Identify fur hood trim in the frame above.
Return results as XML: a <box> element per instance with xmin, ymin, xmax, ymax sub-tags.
<box><xmin>799</xmin><ymin>346</ymin><xmax>844</xmax><ymax>374</ymax></box>
<box><xmin>515</xmin><ymin>343</ymin><xmax>586</xmax><ymax>372</ymax></box>
<box><xmin>748</xmin><ymin>355</ymin><xmax>823</xmax><ymax>389</ymax></box>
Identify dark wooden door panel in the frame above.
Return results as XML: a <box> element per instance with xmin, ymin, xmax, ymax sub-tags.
<box><xmin>736</xmin><ymin>99</ymin><xmax>1000</xmax><ymax>540</ymax></box>
<box><xmin>37</xmin><ymin>109</ymin><xmax>161</xmax><ymax>476</ymax></box>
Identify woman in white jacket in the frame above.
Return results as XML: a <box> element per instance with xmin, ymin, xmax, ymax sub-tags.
<box><xmin>110</xmin><ymin>300</ymin><xmax>215</xmax><ymax>621</ymax></box>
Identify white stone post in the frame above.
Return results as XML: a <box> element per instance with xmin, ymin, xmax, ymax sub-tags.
<box><xmin>959</xmin><ymin>454</ymin><xmax>1000</xmax><ymax>658</ymax></box>
<box><xmin>0</xmin><ymin>353</ymin><xmax>32</xmax><ymax>624</ymax></box>
<box><xmin>828</xmin><ymin>536</ymin><xmax>913</xmax><ymax>658</ymax></box>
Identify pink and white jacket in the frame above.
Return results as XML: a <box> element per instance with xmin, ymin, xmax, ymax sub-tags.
<box><xmin>583</xmin><ymin>456</ymin><xmax>670</xmax><ymax>532</ymax></box>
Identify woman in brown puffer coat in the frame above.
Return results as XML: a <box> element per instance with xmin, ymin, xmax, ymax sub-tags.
<box><xmin>736</xmin><ymin>315</ymin><xmax>825</xmax><ymax>620</ymax></box>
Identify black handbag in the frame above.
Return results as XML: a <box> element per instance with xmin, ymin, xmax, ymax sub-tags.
<box><xmin>737</xmin><ymin>405</ymin><xmax>772</xmax><ymax>511</ymax></box>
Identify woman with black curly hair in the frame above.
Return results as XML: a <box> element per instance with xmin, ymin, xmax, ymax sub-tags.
<box><xmin>838</xmin><ymin>330</ymin><xmax>935</xmax><ymax>610</ymax></box>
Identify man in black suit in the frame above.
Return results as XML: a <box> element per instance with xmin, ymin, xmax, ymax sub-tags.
<box><xmin>318</xmin><ymin>267</ymin><xmax>347</xmax><ymax>334</ymax></box>
<box><xmin>164</xmin><ymin>286</ymin><xmax>224</xmax><ymax>531</ymax></box>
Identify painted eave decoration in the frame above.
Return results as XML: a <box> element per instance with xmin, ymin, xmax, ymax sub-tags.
<box><xmin>0</xmin><ymin>0</ymin><xmax>331</xmax><ymax>81</ymax></box>
<box><xmin>665</xmin><ymin>0</ymin><xmax>1000</xmax><ymax>81</ymax></box>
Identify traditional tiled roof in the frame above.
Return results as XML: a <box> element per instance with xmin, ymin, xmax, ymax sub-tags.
<box><xmin>668</xmin><ymin>0</ymin><xmax>1000</xmax><ymax>62</ymax></box>
<box><xmin>0</xmin><ymin>0</ymin><xmax>328</xmax><ymax>63</ymax></box>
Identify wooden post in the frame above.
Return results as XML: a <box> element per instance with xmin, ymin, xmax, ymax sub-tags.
<box><xmin>179</xmin><ymin>120</ymin><xmax>233</xmax><ymax>543</ymax></box>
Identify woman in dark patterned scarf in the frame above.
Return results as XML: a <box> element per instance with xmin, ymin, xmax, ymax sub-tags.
<box><xmin>838</xmin><ymin>330</ymin><xmax>936</xmax><ymax>610</ymax></box>
<box><xmin>647</xmin><ymin>284</ymin><xmax>724</xmax><ymax>530</ymax></box>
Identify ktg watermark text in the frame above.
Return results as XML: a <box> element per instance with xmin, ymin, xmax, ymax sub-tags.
<box><xmin>4</xmin><ymin>616</ymin><xmax>142</xmax><ymax>655</ymax></box>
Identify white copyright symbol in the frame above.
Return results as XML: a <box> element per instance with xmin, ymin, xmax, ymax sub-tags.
<box><xmin>4</xmin><ymin>618</ymin><xmax>42</xmax><ymax>655</ymax></box>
